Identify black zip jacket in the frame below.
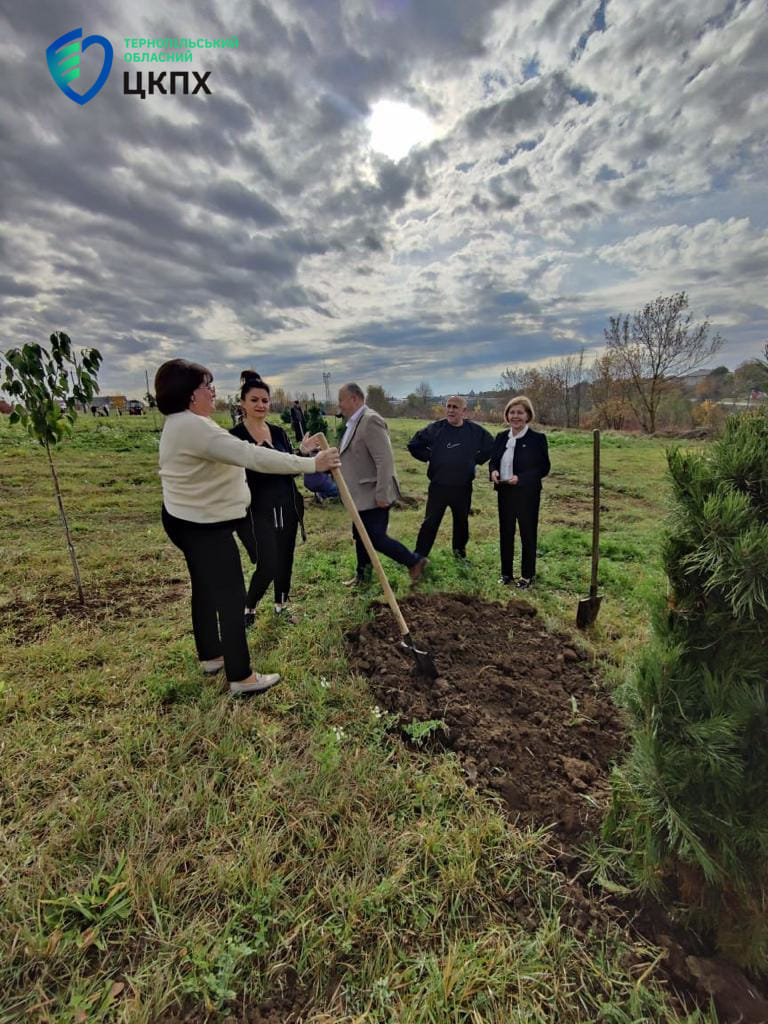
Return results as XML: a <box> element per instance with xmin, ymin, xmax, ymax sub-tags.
<box><xmin>229</xmin><ymin>422</ymin><xmax>305</xmax><ymax>530</ymax></box>
<box><xmin>489</xmin><ymin>428</ymin><xmax>550</xmax><ymax>490</ymax></box>
<box><xmin>407</xmin><ymin>419</ymin><xmax>494</xmax><ymax>487</ymax></box>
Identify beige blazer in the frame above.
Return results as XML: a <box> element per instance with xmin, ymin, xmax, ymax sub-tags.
<box><xmin>340</xmin><ymin>408</ymin><xmax>402</xmax><ymax>511</ymax></box>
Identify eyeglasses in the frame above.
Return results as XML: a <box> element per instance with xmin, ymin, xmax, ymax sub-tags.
<box><xmin>198</xmin><ymin>381</ymin><xmax>215</xmax><ymax>394</ymax></box>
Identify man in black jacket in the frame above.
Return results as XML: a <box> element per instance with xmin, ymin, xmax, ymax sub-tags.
<box><xmin>408</xmin><ymin>396</ymin><xmax>494</xmax><ymax>561</ymax></box>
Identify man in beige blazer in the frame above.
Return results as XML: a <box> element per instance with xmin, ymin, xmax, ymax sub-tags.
<box><xmin>338</xmin><ymin>383</ymin><xmax>428</xmax><ymax>586</ymax></box>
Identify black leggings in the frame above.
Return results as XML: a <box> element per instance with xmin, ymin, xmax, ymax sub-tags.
<box><xmin>162</xmin><ymin>507</ymin><xmax>250</xmax><ymax>682</ymax></box>
<box><xmin>237</xmin><ymin>504</ymin><xmax>299</xmax><ymax>607</ymax></box>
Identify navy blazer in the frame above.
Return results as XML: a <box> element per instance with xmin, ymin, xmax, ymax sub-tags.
<box><xmin>489</xmin><ymin>428</ymin><xmax>550</xmax><ymax>490</ymax></box>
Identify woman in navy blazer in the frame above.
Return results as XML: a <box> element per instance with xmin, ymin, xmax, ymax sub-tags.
<box><xmin>489</xmin><ymin>396</ymin><xmax>550</xmax><ymax>588</ymax></box>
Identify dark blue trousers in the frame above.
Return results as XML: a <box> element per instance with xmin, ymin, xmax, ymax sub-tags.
<box><xmin>353</xmin><ymin>506</ymin><xmax>419</xmax><ymax>575</ymax></box>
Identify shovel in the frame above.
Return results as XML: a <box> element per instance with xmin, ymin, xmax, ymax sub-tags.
<box><xmin>577</xmin><ymin>428</ymin><xmax>603</xmax><ymax>629</ymax></box>
<box><xmin>316</xmin><ymin>434</ymin><xmax>438</xmax><ymax>678</ymax></box>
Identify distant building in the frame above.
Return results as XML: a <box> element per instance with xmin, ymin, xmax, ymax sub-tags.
<box><xmin>679</xmin><ymin>369</ymin><xmax>715</xmax><ymax>391</ymax></box>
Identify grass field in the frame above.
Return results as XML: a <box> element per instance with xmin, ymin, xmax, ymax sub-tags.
<box><xmin>0</xmin><ymin>413</ymin><xmax>713</xmax><ymax>1023</ymax></box>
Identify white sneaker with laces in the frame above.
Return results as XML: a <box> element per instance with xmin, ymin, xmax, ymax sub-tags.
<box><xmin>229</xmin><ymin>672</ymin><xmax>281</xmax><ymax>696</ymax></box>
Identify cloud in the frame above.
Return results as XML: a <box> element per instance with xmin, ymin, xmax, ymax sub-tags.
<box><xmin>0</xmin><ymin>0</ymin><xmax>766</xmax><ymax>397</ymax></box>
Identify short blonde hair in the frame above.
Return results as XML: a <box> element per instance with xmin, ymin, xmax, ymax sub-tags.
<box><xmin>503</xmin><ymin>395</ymin><xmax>535</xmax><ymax>423</ymax></box>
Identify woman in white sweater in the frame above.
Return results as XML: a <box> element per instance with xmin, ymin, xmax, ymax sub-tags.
<box><xmin>156</xmin><ymin>359</ymin><xmax>340</xmax><ymax>696</ymax></box>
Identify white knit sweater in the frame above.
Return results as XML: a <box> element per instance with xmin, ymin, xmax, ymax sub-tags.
<box><xmin>159</xmin><ymin>411</ymin><xmax>317</xmax><ymax>523</ymax></box>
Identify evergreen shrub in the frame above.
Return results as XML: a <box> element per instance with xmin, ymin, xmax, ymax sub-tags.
<box><xmin>606</xmin><ymin>408</ymin><xmax>768</xmax><ymax>967</ymax></box>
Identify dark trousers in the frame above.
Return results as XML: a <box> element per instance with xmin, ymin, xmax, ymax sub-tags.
<box><xmin>353</xmin><ymin>506</ymin><xmax>418</xmax><ymax>574</ymax></box>
<box><xmin>162</xmin><ymin>507</ymin><xmax>250</xmax><ymax>683</ymax></box>
<box><xmin>415</xmin><ymin>483</ymin><xmax>472</xmax><ymax>557</ymax></box>
<box><xmin>497</xmin><ymin>487</ymin><xmax>541</xmax><ymax>580</ymax></box>
<box><xmin>236</xmin><ymin>505</ymin><xmax>298</xmax><ymax>607</ymax></box>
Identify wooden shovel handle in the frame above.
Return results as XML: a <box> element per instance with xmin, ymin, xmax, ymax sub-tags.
<box><xmin>315</xmin><ymin>434</ymin><xmax>410</xmax><ymax>638</ymax></box>
<box><xmin>590</xmin><ymin>429</ymin><xmax>600</xmax><ymax>597</ymax></box>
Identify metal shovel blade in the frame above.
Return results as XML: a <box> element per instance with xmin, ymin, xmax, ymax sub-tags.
<box><xmin>576</xmin><ymin>594</ymin><xmax>602</xmax><ymax>629</ymax></box>
<box><xmin>400</xmin><ymin>633</ymin><xmax>438</xmax><ymax>679</ymax></box>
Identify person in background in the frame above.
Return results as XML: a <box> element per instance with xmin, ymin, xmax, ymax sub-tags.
<box><xmin>337</xmin><ymin>382</ymin><xmax>427</xmax><ymax>587</ymax></box>
<box><xmin>489</xmin><ymin>395</ymin><xmax>550</xmax><ymax>589</ymax></box>
<box><xmin>156</xmin><ymin>359</ymin><xmax>340</xmax><ymax>696</ymax></box>
<box><xmin>408</xmin><ymin>395</ymin><xmax>494</xmax><ymax>562</ymax></box>
<box><xmin>231</xmin><ymin>373</ymin><xmax>309</xmax><ymax>625</ymax></box>
<box><xmin>303</xmin><ymin>469</ymin><xmax>340</xmax><ymax>504</ymax></box>
<box><xmin>290</xmin><ymin>399</ymin><xmax>307</xmax><ymax>443</ymax></box>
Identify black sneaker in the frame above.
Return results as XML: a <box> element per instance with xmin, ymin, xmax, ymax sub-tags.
<box><xmin>498</xmin><ymin>575</ymin><xmax>514</xmax><ymax>585</ymax></box>
<box><xmin>244</xmin><ymin>610</ymin><xmax>256</xmax><ymax>628</ymax></box>
<box><xmin>517</xmin><ymin>578</ymin><xmax>533</xmax><ymax>590</ymax></box>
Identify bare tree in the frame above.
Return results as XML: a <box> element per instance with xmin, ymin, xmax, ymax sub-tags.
<box><xmin>604</xmin><ymin>292</ymin><xmax>722</xmax><ymax>433</ymax></box>
<box><xmin>574</xmin><ymin>346</ymin><xmax>585</xmax><ymax>427</ymax></box>
<box><xmin>500</xmin><ymin>354</ymin><xmax>585</xmax><ymax>426</ymax></box>
<box><xmin>590</xmin><ymin>352</ymin><xmax>631</xmax><ymax>429</ymax></box>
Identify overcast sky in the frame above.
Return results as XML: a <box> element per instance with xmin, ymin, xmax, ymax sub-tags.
<box><xmin>1</xmin><ymin>0</ymin><xmax>766</xmax><ymax>399</ymax></box>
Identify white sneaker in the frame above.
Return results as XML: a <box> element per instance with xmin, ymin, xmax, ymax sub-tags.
<box><xmin>229</xmin><ymin>672</ymin><xmax>281</xmax><ymax>696</ymax></box>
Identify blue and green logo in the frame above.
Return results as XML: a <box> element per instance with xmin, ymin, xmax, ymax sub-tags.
<box><xmin>46</xmin><ymin>28</ymin><xmax>113</xmax><ymax>105</ymax></box>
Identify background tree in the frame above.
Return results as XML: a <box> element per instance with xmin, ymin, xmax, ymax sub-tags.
<box><xmin>2</xmin><ymin>332</ymin><xmax>102</xmax><ymax>604</ymax></box>
<box><xmin>695</xmin><ymin>366</ymin><xmax>733</xmax><ymax>402</ymax></box>
<box><xmin>400</xmin><ymin>381</ymin><xmax>434</xmax><ymax>418</ymax></box>
<box><xmin>365</xmin><ymin>384</ymin><xmax>394</xmax><ymax>417</ymax></box>
<box><xmin>500</xmin><ymin>354</ymin><xmax>586</xmax><ymax>426</ymax></box>
<box><xmin>604</xmin><ymin>292</ymin><xmax>722</xmax><ymax>433</ymax></box>
<box><xmin>607</xmin><ymin>408</ymin><xmax>768</xmax><ymax>966</ymax></box>
<box><xmin>305</xmin><ymin>401</ymin><xmax>327</xmax><ymax>437</ymax></box>
<box><xmin>589</xmin><ymin>353</ymin><xmax>630</xmax><ymax>429</ymax></box>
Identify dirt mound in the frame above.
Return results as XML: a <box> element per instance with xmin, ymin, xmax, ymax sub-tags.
<box><xmin>346</xmin><ymin>593</ymin><xmax>768</xmax><ymax>1021</ymax></box>
<box><xmin>346</xmin><ymin>591</ymin><xmax>627</xmax><ymax>840</ymax></box>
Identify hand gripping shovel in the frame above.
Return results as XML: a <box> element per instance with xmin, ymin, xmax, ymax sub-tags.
<box><xmin>317</xmin><ymin>434</ymin><xmax>438</xmax><ymax>678</ymax></box>
<box><xmin>577</xmin><ymin>429</ymin><xmax>603</xmax><ymax>629</ymax></box>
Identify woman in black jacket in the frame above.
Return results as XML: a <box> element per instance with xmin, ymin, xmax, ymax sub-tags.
<box><xmin>230</xmin><ymin>373</ymin><xmax>308</xmax><ymax>625</ymax></box>
<box><xmin>489</xmin><ymin>396</ymin><xmax>550</xmax><ymax>589</ymax></box>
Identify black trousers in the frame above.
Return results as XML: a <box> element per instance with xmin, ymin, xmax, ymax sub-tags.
<box><xmin>497</xmin><ymin>486</ymin><xmax>541</xmax><ymax>580</ymax></box>
<box><xmin>353</xmin><ymin>506</ymin><xmax>418</xmax><ymax>574</ymax></box>
<box><xmin>162</xmin><ymin>507</ymin><xmax>250</xmax><ymax>683</ymax></box>
<box><xmin>236</xmin><ymin>504</ymin><xmax>298</xmax><ymax>607</ymax></box>
<box><xmin>415</xmin><ymin>482</ymin><xmax>472</xmax><ymax>557</ymax></box>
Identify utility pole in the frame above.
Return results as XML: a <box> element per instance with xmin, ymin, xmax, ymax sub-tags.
<box><xmin>322</xmin><ymin>371</ymin><xmax>331</xmax><ymax>407</ymax></box>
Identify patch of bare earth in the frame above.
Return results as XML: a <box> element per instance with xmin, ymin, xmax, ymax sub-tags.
<box><xmin>346</xmin><ymin>592</ymin><xmax>768</xmax><ymax>1024</ymax></box>
<box><xmin>0</xmin><ymin>577</ymin><xmax>188</xmax><ymax>645</ymax></box>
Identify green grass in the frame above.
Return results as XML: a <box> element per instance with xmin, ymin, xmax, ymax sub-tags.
<box><xmin>0</xmin><ymin>414</ymin><xmax>713</xmax><ymax>1022</ymax></box>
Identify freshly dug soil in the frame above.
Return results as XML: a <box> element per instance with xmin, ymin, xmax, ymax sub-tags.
<box><xmin>346</xmin><ymin>591</ymin><xmax>768</xmax><ymax>1024</ymax></box>
<box><xmin>346</xmin><ymin>591</ymin><xmax>626</xmax><ymax>840</ymax></box>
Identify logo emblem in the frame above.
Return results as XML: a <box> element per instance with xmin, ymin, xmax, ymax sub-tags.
<box><xmin>46</xmin><ymin>28</ymin><xmax>113</xmax><ymax>105</ymax></box>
